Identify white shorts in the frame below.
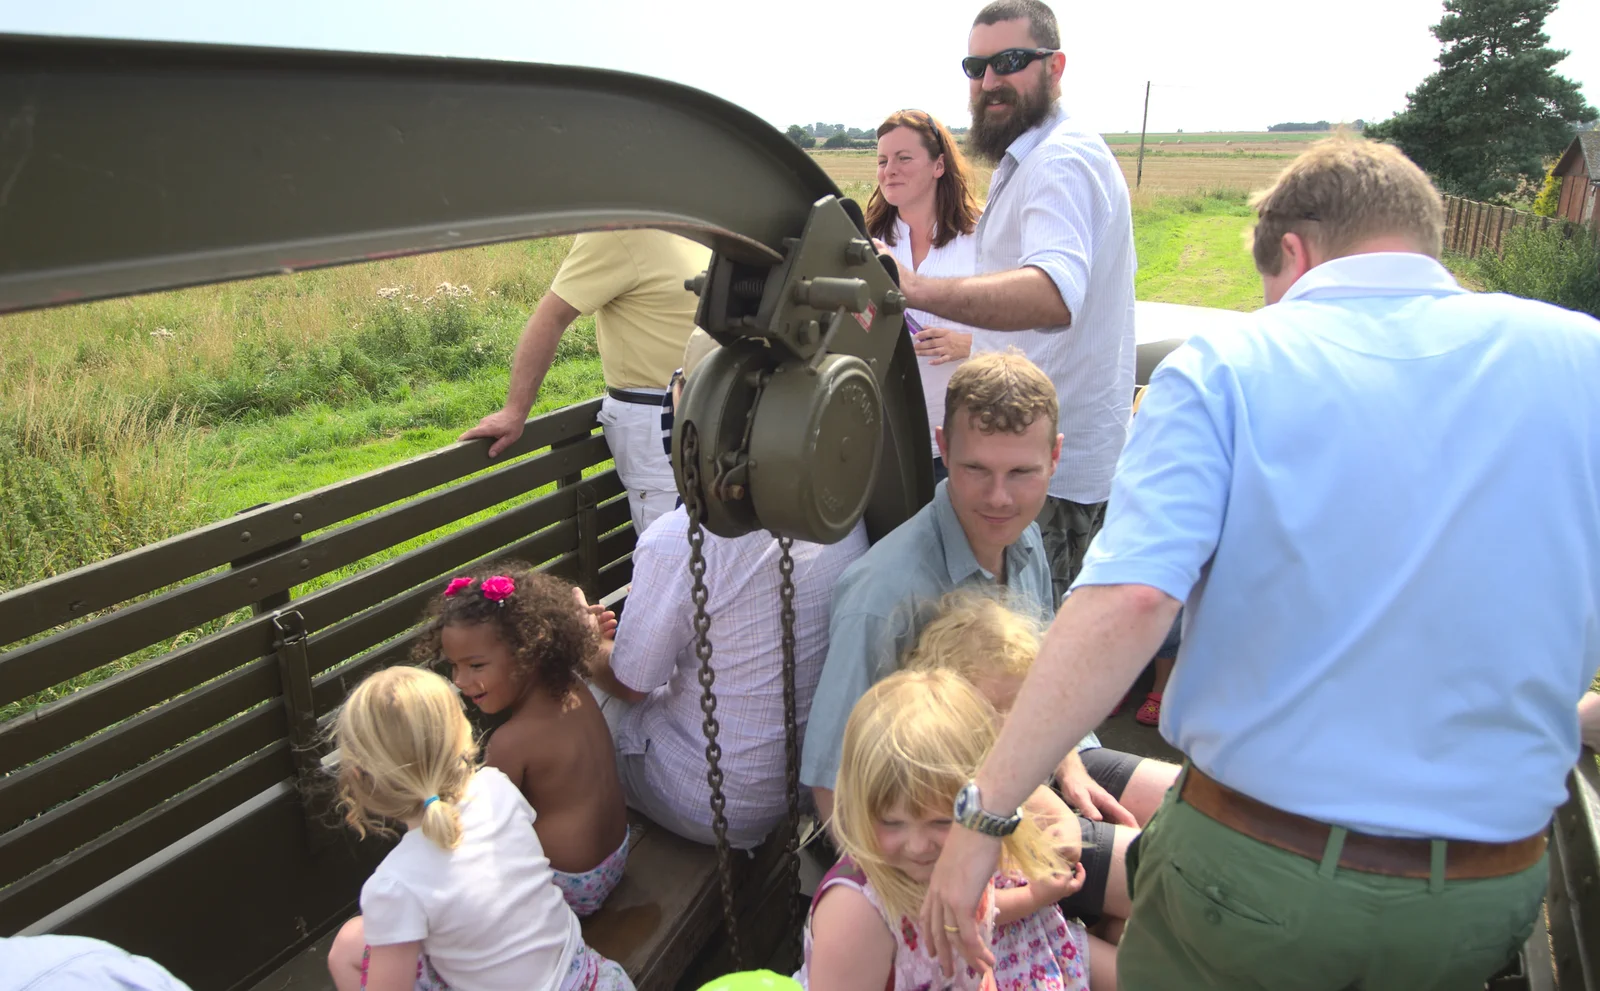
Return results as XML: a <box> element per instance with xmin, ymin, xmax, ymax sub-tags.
<box><xmin>597</xmin><ymin>393</ymin><xmax>677</xmax><ymax>536</ymax></box>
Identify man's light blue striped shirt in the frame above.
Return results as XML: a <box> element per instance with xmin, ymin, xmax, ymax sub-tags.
<box><xmin>1074</xmin><ymin>253</ymin><xmax>1600</xmax><ymax>841</ymax></box>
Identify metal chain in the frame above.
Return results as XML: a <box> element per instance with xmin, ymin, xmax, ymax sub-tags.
<box><xmin>776</xmin><ymin>535</ymin><xmax>803</xmax><ymax>962</ymax></box>
<box><xmin>680</xmin><ymin>421</ymin><xmax>743</xmax><ymax>970</ymax></box>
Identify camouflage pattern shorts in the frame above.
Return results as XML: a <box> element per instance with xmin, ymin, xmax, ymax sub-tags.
<box><xmin>1035</xmin><ymin>496</ymin><xmax>1107</xmax><ymax>609</ymax></box>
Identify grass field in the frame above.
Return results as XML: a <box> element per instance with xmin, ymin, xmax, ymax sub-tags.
<box><xmin>813</xmin><ymin>126</ymin><xmax>1299</xmax><ymax>198</ymax></box>
<box><xmin>1101</xmin><ymin>131</ymin><xmax>1326</xmax><ymax>146</ymax></box>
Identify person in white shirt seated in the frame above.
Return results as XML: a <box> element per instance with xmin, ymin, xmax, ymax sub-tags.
<box><xmin>865</xmin><ymin>108</ymin><xmax>985</xmax><ymax>483</ymax></box>
<box><xmin>2</xmin><ymin>936</ymin><xmax>193</xmax><ymax>991</ymax></box>
<box><xmin>586</xmin><ymin>330</ymin><xmax>869</xmax><ymax>849</ymax></box>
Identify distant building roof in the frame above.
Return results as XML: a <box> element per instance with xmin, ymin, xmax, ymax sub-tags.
<box><xmin>1555</xmin><ymin>132</ymin><xmax>1600</xmax><ymax>181</ymax></box>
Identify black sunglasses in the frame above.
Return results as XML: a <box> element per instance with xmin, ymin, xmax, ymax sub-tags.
<box><xmin>961</xmin><ymin>48</ymin><xmax>1058</xmax><ymax>80</ymax></box>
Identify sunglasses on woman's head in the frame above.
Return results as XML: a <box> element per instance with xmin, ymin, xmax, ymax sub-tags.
<box><xmin>961</xmin><ymin>48</ymin><xmax>1057</xmax><ymax>80</ymax></box>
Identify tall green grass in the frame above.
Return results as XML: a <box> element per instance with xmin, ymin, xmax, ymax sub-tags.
<box><xmin>0</xmin><ymin>238</ymin><xmax>592</xmax><ymax>595</ymax></box>
<box><xmin>1132</xmin><ymin>189</ymin><xmax>1263</xmax><ymax>312</ymax></box>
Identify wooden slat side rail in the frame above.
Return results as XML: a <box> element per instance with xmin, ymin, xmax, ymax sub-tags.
<box><xmin>0</xmin><ymin>491</ymin><xmax>636</xmax><ymax>837</ymax></box>
<box><xmin>301</xmin><ymin>523</ymin><xmax>586</xmax><ymax>701</ymax></box>
<box><xmin>1548</xmin><ymin>759</ymin><xmax>1600</xmax><ymax>990</ymax></box>
<box><xmin>0</xmin><ymin>659</ymin><xmax>281</xmax><ymax>832</ymax></box>
<box><xmin>0</xmin><ymin>701</ymin><xmax>287</xmax><ymax>888</ymax></box>
<box><xmin>0</xmin><ymin>470</ymin><xmax>622</xmax><ymax>776</ymax></box>
<box><xmin>0</xmin><ymin>432</ymin><xmax>612</xmax><ymax>707</ymax></box>
<box><xmin>301</xmin><ymin>476</ymin><xmax>627</xmax><ymax>677</ymax></box>
<box><xmin>0</xmin><ymin>743</ymin><xmax>293</xmax><ymax>934</ymax></box>
<box><xmin>0</xmin><ymin>400</ymin><xmax>602</xmax><ymax>647</ymax></box>
<box><xmin>0</xmin><ymin>618</ymin><xmax>276</xmax><ymax>778</ymax></box>
<box><xmin>307</xmin><ymin>506</ymin><xmax>636</xmax><ymax>717</ymax></box>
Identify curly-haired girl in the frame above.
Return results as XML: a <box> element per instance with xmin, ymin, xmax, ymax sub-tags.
<box><xmin>413</xmin><ymin>564</ymin><xmax>628</xmax><ymax>917</ymax></box>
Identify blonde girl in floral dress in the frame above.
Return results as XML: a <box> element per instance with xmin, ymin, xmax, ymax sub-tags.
<box><xmin>796</xmin><ymin>670</ymin><xmax>1091</xmax><ymax>991</ymax></box>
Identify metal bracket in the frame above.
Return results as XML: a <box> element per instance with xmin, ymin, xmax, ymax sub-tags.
<box><xmin>574</xmin><ymin>483</ymin><xmax>600</xmax><ymax>598</ymax></box>
<box><xmin>271</xmin><ymin>609</ymin><xmax>337</xmax><ymax>853</ymax></box>
<box><xmin>693</xmin><ymin>196</ymin><xmax>905</xmax><ymax>377</ymax></box>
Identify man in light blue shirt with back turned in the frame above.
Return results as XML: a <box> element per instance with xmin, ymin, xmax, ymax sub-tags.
<box><xmin>922</xmin><ymin>136</ymin><xmax>1600</xmax><ymax>989</ymax></box>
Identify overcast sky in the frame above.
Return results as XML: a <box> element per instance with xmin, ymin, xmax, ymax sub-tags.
<box><xmin>2</xmin><ymin>0</ymin><xmax>1595</xmax><ymax>135</ymax></box>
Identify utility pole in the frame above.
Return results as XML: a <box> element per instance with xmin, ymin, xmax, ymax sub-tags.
<box><xmin>1136</xmin><ymin>80</ymin><xmax>1151</xmax><ymax>190</ymax></box>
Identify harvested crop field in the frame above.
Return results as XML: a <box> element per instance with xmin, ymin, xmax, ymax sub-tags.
<box><xmin>812</xmin><ymin>137</ymin><xmax>1297</xmax><ymax>197</ymax></box>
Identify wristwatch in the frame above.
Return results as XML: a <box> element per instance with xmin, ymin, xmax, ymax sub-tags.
<box><xmin>952</xmin><ymin>780</ymin><xmax>1021</xmax><ymax>837</ymax></box>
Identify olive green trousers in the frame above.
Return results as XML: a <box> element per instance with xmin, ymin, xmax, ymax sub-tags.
<box><xmin>1119</xmin><ymin>772</ymin><xmax>1549</xmax><ymax>990</ymax></box>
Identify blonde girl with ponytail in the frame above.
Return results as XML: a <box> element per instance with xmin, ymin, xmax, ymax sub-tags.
<box><xmin>796</xmin><ymin>670</ymin><xmax>1092</xmax><ymax>991</ymax></box>
<box><xmin>325</xmin><ymin>666</ymin><xmax>634</xmax><ymax>991</ymax></box>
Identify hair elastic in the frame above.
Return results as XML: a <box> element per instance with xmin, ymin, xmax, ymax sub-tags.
<box><xmin>422</xmin><ymin>795</ymin><xmax>440</xmax><ymax>808</ymax></box>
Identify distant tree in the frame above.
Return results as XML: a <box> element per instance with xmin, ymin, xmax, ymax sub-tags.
<box><xmin>1268</xmin><ymin>121</ymin><xmax>1331</xmax><ymax>132</ymax></box>
<box><xmin>1532</xmin><ymin>166</ymin><xmax>1562</xmax><ymax>216</ymax></box>
<box><xmin>785</xmin><ymin>124</ymin><xmax>816</xmax><ymax>149</ymax></box>
<box><xmin>1364</xmin><ymin>0</ymin><xmax>1596</xmax><ymax>201</ymax></box>
<box><xmin>823</xmin><ymin>132</ymin><xmax>854</xmax><ymax>149</ymax></box>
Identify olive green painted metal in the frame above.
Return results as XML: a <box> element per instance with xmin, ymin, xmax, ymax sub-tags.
<box><xmin>0</xmin><ymin>473</ymin><xmax>620</xmax><ymax>778</ymax></box>
<box><xmin>0</xmin><ymin>683</ymin><xmax>288</xmax><ymax>890</ymax></box>
<box><xmin>677</xmin><ymin>195</ymin><xmax>932</xmax><ymax>545</ymax></box>
<box><xmin>0</xmin><ymin>36</ymin><xmax>840</xmax><ymax>313</ymax></box>
<box><xmin>746</xmin><ymin>355</ymin><xmax>882</xmax><ymax>543</ymax></box>
<box><xmin>19</xmin><ymin>778</ymin><xmax>395</xmax><ymax>991</ymax></box>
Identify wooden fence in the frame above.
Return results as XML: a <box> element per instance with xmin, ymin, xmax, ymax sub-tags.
<box><xmin>1442</xmin><ymin>194</ymin><xmax>1583</xmax><ymax>259</ymax></box>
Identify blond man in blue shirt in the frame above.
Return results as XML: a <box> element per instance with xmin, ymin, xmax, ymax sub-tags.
<box><xmin>922</xmin><ymin>136</ymin><xmax>1600</xmax><ymax>989</ymax></box>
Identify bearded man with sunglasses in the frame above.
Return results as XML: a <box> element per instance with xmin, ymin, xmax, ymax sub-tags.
<box><xmin>896</xmin><ymin>0</ymin><xmax>1136</xmax><ymax>612</ymax></box>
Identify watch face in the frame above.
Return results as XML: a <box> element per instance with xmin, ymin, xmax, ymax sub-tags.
<box><xmin>953</xmin><ymin>783</ymin><xmax>975</xmax><ymax>821</ymax></box>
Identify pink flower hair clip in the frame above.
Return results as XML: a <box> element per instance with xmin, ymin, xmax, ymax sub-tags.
<box><xmin>442</xmin><ymin>576</ymin><xmax>475</xmax><ymax>597</ymax></box>
<box><xmin>480</xmin><ymin>575</ymin><xmax>516</xmax><ymax>604</ymax></box>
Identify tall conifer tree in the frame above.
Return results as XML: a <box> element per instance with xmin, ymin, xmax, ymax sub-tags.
<box><xmin>1366</xmin><ymin>0</ymin><xmax>1595</xmax><ymax>200</ymax></box>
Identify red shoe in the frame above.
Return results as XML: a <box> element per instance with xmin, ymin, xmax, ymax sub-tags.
<box><xmin>1135</xmin><ymin>692</ymin><xmax>1163</xmax><ymax>726</ymax></box>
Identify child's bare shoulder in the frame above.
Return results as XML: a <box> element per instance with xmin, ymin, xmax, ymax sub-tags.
<box><xmin>809</xmin><ymin>881</ymin><xmax>895</xmax><ymax>980</ymax></box>
<box><xmin>485</xmin><ymin>706</ymin><xmax>559</xmax><ymax>770</ymax></box>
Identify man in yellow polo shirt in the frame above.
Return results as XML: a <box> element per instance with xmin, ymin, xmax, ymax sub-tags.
<box><xmin>461</xmin><ymin>229</ymin><xmax>711</xmax><ymax>534</ymax></box>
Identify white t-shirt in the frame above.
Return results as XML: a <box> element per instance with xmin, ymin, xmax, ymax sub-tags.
<box><xmin>884</xmin><ymin>217</ymin><xmax>983</xmax><ymax>455</ymax></box>
<box><xmin>360</xmin><ymin>768</ymin><xmax>581</xmax><ymax>991</ymax></box>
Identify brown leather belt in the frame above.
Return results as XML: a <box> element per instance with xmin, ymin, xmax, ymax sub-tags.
<box><xmin>1179</xmin><ymin>767</ymin><xmax>1547</xmax><ymax>881</ymax></box>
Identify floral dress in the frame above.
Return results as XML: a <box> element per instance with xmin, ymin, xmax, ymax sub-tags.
<box><xmin>794</xmin><ymin>857</ymin><xmax>1089</xmax><ymax>991</ymax></box>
